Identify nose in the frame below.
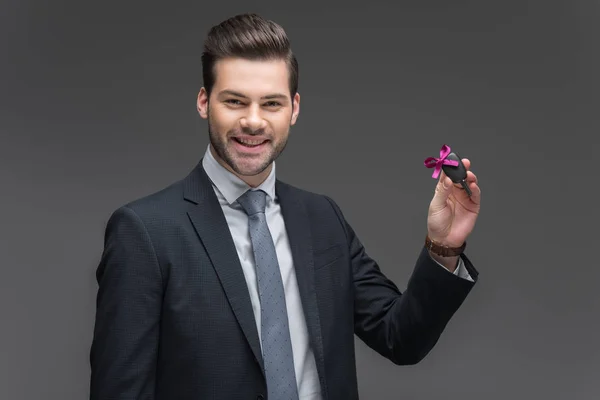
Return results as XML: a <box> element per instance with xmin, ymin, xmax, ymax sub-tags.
<box><xmin>239</xmin><ymin>104</ymin><xmax>267</xmax><ymax>132</ymax></box>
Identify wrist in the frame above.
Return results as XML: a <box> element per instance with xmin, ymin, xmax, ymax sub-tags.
<box><xmin>427</xmin><ymin>250</ymin><xmax>460</xmax><ymax>272</ymax></box>
<box><xmin>425</xmin><ymin>234</ymin><xmax>466</xmax><ymax>257</ymax></box>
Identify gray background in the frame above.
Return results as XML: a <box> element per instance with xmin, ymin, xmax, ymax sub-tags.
<box><xmin>1</xmin><ymin>0</ymin><xmax>597</xmax><ymax>399</ymax></box>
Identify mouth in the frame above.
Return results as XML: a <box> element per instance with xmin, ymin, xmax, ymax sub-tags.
<box><xmin>231</xmin><ymin>137</ymin><xmax>270</xmax><ymax>151</ymax></box>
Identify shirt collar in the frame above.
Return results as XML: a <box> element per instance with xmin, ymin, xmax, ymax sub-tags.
<box><xmin>201</xmin><ymin>144</ymin><xmax>277</xmax><ymax>205</ymax></box>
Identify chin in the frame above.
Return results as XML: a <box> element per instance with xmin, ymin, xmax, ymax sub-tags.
<box><xmin>231</xmin><ymin>159</ymin><xmax>271</xmax><ymax>177</ymax></box>
<box><xmin>225</xmin><ymin>146</ymin><xmax>273</xmax><ymax>173</ymax></box>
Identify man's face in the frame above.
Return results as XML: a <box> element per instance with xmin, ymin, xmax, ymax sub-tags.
<box><xmin>197</xmin><ymin>58</ymin><xmax>300</xmax><ymax>185</ymax></box>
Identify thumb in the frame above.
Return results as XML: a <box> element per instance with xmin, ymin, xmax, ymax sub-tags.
<box><xmin>430</xmin><ymin>172</ymin><xmax>453</xmax><ymax>212</ymax></box>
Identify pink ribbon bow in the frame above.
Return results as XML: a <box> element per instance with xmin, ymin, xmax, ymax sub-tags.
<box><xmin>424</xmin><ymin>144</ymin><xmax>459</xmax><ymax>179</ymax></box>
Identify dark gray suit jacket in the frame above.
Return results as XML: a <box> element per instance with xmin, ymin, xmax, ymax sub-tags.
<box><xmin>89</xmin><ymin>160</ymin><xmax>478</xmax><ymax>400</ymax></box>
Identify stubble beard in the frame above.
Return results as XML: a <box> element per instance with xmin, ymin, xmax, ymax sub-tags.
<box><xmin>207</xmin><ymin>109</ymin><xmax>289</xmax><ymax>177</ymax></box>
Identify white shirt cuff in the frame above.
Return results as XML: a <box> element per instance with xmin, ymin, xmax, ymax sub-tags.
<box><xmin>434</xmin><ymin>257</ymin><xmax>474</xmax><ymax>282</ymax></box>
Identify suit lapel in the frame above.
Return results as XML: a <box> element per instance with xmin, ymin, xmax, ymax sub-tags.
<box><xmin>183</xmin><ymin>161</ymin><xmax>265</xmax><ymax>375</ymax></box>
<box><xmin>276</xmin><ymin>180</ymin><xmax>328</xmax><ymax>396</ymax></box>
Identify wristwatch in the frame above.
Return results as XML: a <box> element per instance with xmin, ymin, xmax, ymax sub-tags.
<box><xmin>425</xmin><ymin>235</ymin><xmax>466</xmax><ymax>257</ymax></box>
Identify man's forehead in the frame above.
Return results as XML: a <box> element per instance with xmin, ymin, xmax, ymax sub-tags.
<box><xmin>213</xmin><ymin>58</ymin><xmax>289</xmax><ymax>88</ymax></box>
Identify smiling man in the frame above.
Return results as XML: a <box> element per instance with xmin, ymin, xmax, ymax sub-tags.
<box><xmin>90</xmin><ymin>13</ymin><xmax>482</xmax><ymax>400</ymax></box>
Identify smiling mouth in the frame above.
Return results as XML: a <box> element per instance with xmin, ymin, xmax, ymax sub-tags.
<box><xmin>232</xmin><ymin>137</ymin><xmax>269</xmax><ymax>147</ymax></box>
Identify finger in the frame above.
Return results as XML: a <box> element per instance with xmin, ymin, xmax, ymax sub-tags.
<box><xmin>466</xmin><ymin>170</ymin><xmax>477</xmax><ymax>183</ymax></box>
<box><xmin>461</xmin><ymin>158</ymin><xmax>470</xmax><ymax>170</ymax></box>
<box><xmin>437</xmin><ymin>168</ymin><xmax>448</xmax><ymax>183</ymax></box>
<box><xmin>441</xmin><ymin>176</ymin><xmax>453</xmax><ymax>192</ymax></box>
<box><xmin>431</xmin><ymin>172</ymin><xmax>453</xmax><ymax>212</ymax></box>
<box><xmin>468</xmin><ymin>181</ymin><xmax>481</xmax><ymax>204</ymax></box>
<box><xmin>436</xmin><ymin>169</ymin><xmax>452</xmax><ymax>191</ymax></box>
<box><xmin>436</xmin><ymin>169</ymin><xmax>451</xmax><ymax>191</ymax></box>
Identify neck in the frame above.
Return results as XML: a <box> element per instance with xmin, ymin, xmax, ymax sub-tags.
<box><xmin>209</xmin><ymin>145</ymin><xmax>272</xmax><ymax>188</ymax></box>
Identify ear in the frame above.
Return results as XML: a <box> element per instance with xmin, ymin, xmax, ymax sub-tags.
<box><xmin>197</xmin><ymin>88</ymin><xmax>209</xmax><ymax>119</ymax></box>
<box><xmin>290</xmin><ymin>92</ymin><xmax>300</xmax><ymax>125</ymax></box>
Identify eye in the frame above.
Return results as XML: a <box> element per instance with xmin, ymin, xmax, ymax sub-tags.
<box><xmin>225</xmin><ymin>99</ymin><xmax>243</xmax><ymax>106</ymax></box>
<box><xmin>264</xmin><ymin>101</ymin><xmax>282</xmax><ymax>107</ymax></box>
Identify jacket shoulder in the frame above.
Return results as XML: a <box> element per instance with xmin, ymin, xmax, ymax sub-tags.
<box><xmin>103</xmin><ymin>175</ymin><xmax>186</xmax><ymax>231</ymax></box>
<box><xmin>276</xmin><ymin>179</ymin><xmax>346</xmax><ymax>221</ymax></box>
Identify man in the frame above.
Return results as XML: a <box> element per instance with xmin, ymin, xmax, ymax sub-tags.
<box><xmin>89</xmin><ymin>13</ymin><xmax>481</xmax><ymax>400</ymax></box>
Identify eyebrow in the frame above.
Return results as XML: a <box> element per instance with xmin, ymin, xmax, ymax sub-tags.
<box><xmin>218</xmin><ymin>89</ymin><xmax>289</xmax><ymax>101</ymax></box>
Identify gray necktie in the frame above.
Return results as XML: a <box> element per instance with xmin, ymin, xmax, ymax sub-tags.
<box><xmin>237</xmin><ymin>189</ymin><xmax>299</xmax><ymax>400</ymax></box>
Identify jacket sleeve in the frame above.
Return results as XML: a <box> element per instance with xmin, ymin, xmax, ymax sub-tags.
<box><xmin>324</xmin><ymin>196</ymin><xmax>478</xmax><ymax>365</ymax></box>
<box><xmin>90</xmin><ymin>205</ymin><xmax>164</xmax><ymax>399</ymax></box>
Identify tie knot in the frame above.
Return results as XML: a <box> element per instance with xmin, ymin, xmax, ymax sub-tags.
<box><xmin>237</xmin><ymin>189</ymin><xmax>267</xmax><ymax>216</ymax></box>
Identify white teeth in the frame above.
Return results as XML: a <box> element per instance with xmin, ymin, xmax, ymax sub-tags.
<box><xmin>237</xmin><ymin>138</ymin><xmax>265</xmax><ymax>145</ymax></box>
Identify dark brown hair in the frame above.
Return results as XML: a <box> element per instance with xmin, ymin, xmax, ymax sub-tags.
<box><xmin>201</xmin><ymin>13</ymin><xmax>299</xmax><ymax>99</ymax></box>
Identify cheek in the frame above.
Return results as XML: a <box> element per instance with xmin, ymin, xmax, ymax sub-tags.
<box><xmin>210</xmin><ymin>108</ymin><xmax>238</xmax><ymax>132</ymax></box>
<box><xmin>271</xmin><ymin>113</ymin><xmax>292</xmax><ymax>132</ymax></box>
